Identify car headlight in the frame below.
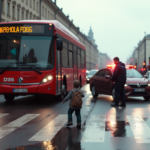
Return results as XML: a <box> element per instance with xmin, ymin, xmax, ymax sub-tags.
<box><xmin>124</xmin><ymin>84</ymin><xmax>128</xmax><ymax>86</ymax></box>
<box><xmin>148</xmin><ymin>84</ymin><xmax>150</xmax><ymax>86</ymax></box>
<box><xmin>41</xmin><ymin>75</ymin><xmax>53</xmax><ymax>84</ymax></box>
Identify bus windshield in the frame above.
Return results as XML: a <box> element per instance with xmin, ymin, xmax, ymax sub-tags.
<box><xmin>0</xmin><ymin>36</ymin><xmax>54</xmax><ymax>70</ymax></box>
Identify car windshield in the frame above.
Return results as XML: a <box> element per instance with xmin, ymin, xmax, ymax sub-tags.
<box><xmin>127</xmin><ymin>69</ymin><xmax>143</xmax><ymax>78</ymax></box>
<box><xmin>0</xmin><ymin>36</ymin><xmax>54</xmax><ymax>69</ymax></box>
<box><xmin>88</xmin><ymin>70</ymin><xmax>98</xmax><ymax>75</ymax></box>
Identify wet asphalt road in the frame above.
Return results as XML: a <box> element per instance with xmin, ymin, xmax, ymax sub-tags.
<box><xmin>0</xmin><ymin>84</ymin><xmax>150</xmax><ymax>150</ymax></box>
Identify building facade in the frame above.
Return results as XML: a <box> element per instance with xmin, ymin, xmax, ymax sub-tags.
<box><xmin>127</xmin><ymin>35</ymin><xmax>150</xmax><ymax>72</ymax></box>
<box><xmin>0</xmin><ymin>0</ymin><xmax>99</xmax><ymax>70</ymax></box>
<box><xmin>98</xmin><ymin>52</ymin><xmax>113</xmax><ymax>70</ymax></box>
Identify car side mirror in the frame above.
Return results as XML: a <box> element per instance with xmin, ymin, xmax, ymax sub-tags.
<box><xmin>56</xmin><ymin>39</ymin><xmax>63</xmax><ymax>51</ymax></box>
<box><xmin>144</xmin><ymin>75</ymin><xmax>148</xmax><ymax>78</ymax></box>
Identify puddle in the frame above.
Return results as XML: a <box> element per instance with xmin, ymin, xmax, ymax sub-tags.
<box><xmin>105</xmin><ymin>121</ymin><xmax>133</xmax><ymax>137</ymax></box>
<box><xmin>6</xmin><ymin>127</ymin><xmax>82</xmax><ymax>150</ymax></box>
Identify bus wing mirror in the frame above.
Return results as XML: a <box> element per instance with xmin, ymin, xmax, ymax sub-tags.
<box><xmin>57</xmin><ymin>39</ymin><xmax>63</xmax><ymax>51</ymax></box>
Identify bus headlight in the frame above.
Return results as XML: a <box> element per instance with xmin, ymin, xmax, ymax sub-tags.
<box><xmin>148</xmin><ymin>84</ymin><xmax>150</xmax><ymax>86</ymax></box>
<box><xmin>41</xmin><ymin>75</ymin><xmax>53</xmax><ymax>84</ymax></box>
<box><xmin>124</xmin><ymin>84</ymin><xmax>128</xmax><ymax>86</ymax></box>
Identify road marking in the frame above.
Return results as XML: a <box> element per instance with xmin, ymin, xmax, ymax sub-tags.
<box><xmin>0</xmin><ymin>113</ymin><xmax>9</xmax><ymax>118</ymax></box>
<box><xmin>106</xmin><ymin>115</ymin><xmax>116</xmax><ymax>121</ymax></box>
<box><xmin>81</xmin><ymin>115</ymin><xmax>106</xmax><ymax>142</ymax></box>
<box><xmin>127</xmin><ymin>115</ymin><xmax>150</xmax><ymax>143</ymax></box>
<box><xmin>29</xmin><ymin>114</ymin><xmax>68</xmax><ymax>141</ymax></box>
<box><xmin>0</xmin><ymin>114</ymin><xmax>39</xmax><ymax>139</ymax></box>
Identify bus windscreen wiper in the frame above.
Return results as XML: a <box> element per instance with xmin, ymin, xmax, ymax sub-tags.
<box><xmin>0</xmin><ymin>62</ymin><xmax>42</xmax><ymax>74</ymax></box>
<box><xmin>21</xmin><ymin>63</ymin><xmax>42</xmax><ymax>74</ymax></box>
<box><xmin>0</xmin><ymin>62</ymin><xmax>17</xmax><ymax>74</ymax></box>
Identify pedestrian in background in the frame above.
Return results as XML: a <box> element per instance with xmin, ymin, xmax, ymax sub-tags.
<box><xmin>62</xmin><ymin>80</ymin><xmax>84</xmax><ymax>128</ymax></box>
<box><xmin>111</xmin><ymin>57</ymin><xmax>126</xmax><ymax>107</ymax></box>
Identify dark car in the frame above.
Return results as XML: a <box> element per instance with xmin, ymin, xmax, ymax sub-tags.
<box><xmin>89</xmin><ymin>65</ymin><xmax>150</xmax><ymax>101</ymax></box>
<box><xmin>86</xmin><ymin>70</ymin><xmax>98</xmax><ymax>83</ymax></box>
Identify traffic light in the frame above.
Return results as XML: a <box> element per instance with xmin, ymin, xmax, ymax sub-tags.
<box><xmin>143</xmin><ymin>62</ymin><xmax>146</xmax><ymax>69</ymax></box>
<box><xmin>134</xmin><ymin>63</ymin><xmax>137</xmax><ymax>69</ymax></box>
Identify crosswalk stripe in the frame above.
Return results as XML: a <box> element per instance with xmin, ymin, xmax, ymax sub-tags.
<box><xmin>127</xmin><ymin>115</ymin><xmax>150</xmax><ymax>143</ymax></box>
<box><xmin>81</xmin><ymin>115</ymin><xmax>106</xmax><ymax>142</ymax></box>
<box><xmin>0</xmin><ymin>114</ymin><xmax>40</xmax><ymax>139</ymax></box>
<box><xmin>106</xmin><ymin>115</ymin><xmax>116</xmax><ymax>121</ymax></box>
<box><xmin>0</xmin><ymin>113</ymin><xmax>9</xmax><ymax>118</ymax></box>
<box><xmin>29</xmin><ymin>114</ymin><xmax>68</xmax><ymax>141</ymax></box>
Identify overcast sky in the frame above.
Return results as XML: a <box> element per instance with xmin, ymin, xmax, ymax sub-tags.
<box><xmin>56</xmin><ymin>0</ymin><xmax>150</xmax><ymax>63</ymax></box>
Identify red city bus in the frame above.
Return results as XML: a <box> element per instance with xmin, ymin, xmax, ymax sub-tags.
<box><xmin>0</xmin><ymin>20</ymin><xmax>86</xmax><ymax>102</ymax></box>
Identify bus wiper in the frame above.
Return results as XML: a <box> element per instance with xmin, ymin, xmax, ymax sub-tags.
<box><xmin>21</xmin><ymin>63</ymin><xmax>42</xmax><ymax>74</ymax></box>
<box><xmin>0</xmin><ymin>62</ymin><xmax>42</xmax><ymax>74</ymax></box>
<box><xmin>0</xmin><ymin>62</ymin><xmax>17</xmax><ymax>74</ymax></box>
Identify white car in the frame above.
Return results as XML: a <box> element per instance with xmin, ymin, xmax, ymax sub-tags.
<box><xmin>86</xmin><ymin>70</ymin><xmax>98</xmax><ymax>83</ymax></box>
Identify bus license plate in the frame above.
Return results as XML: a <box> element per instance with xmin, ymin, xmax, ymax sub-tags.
<box><xmin>134</xmin><ymin>88</ymin><xmax>145</xmax><ymax>92</ymax></box>
<box><xmin>13</xmin><ymin>89</ymin><xmax>28</xmax><ymax>93</ymax></box>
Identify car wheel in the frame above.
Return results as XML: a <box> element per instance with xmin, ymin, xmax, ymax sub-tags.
<box><xmin>143</xmin><ymin>96</ymin><xmax>150</xmax><ymax>101</ymax></box>
<box><xmin>4</xmin><ymin>94</ymin><xmax>15</xmax><ymax>102</ymax></box>
<box><xmin>91</xmin><ymin>86</ymin><xmax>98</xmax><ymax>97</ymax></box>
<box><xmin>112</xmin><ymin>87</ymin><xmax>115</xmax><ymax>100</ymax></box>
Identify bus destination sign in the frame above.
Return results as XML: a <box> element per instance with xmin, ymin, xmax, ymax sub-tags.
<box><xmin>0</xmin><ymin>25</ymin><xmax>45</xmax><ymax>34</ymax></box>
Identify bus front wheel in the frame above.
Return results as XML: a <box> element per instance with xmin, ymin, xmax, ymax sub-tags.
<box><xmin>4</xmin><ymin>94</ymin><xmax>15</xmax><ymax>102</ymax></box>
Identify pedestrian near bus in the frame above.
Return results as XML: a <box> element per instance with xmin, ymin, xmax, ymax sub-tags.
<box><xmin>111</xmin><ymin>57</ymin><xmax>126</xmax><ymax>107</ymax></box>
<box><xmin>62</xmin><ymin>80</ymin><xmax>84</xmax><ymax>128</ymax></box>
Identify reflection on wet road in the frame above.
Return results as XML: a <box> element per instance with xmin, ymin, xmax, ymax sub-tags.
<box><xmin>0</xmin><ymin>84</ymin><xmax>150</xmax><ymax>149</ymax></box>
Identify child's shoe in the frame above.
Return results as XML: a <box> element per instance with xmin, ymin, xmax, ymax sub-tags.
<box><xmin>66</xmin><ymin>122</ymin><xmax>73</xmax><ymax>126</ymax></box>
<box><xmin>76</xmin><ymin>123</ymin><xmax>81</xmax><ymax>129</ymax></box>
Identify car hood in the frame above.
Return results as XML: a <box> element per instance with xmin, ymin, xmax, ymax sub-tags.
<box><xmin>126</xmin><ymin>78</ymin><xmax>149</xmax><ymax>84</ymax></box>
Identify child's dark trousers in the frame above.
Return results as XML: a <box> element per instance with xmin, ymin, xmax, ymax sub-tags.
<box><xmin>68</xmin><ymin>108</ymin><xmax>81</xmax><ymax>123</ymax></box>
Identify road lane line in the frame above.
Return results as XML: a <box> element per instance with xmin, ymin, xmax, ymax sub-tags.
<box><xmin>127</xmin><ymin>115</ymin><xmax>150</xmax><ymax>143</ymax></box>
<box><xmin>81</xmin><ymin>115</ymin><xmax>106</xmax><ymax>142</ymax></box>
<box><xmin>29</xmin><ymin>114</ymin><xmax>68</xmax><ymax>141</ymax></box>
<box><xmin>0</xmin><ymin>114</ymin><xmax>40</xmax><ymax>139</ymax></box>
<box><xmin>0</xmin><ymin>113</ymin><xmax>9</xmax><ymax>118</ymax></box>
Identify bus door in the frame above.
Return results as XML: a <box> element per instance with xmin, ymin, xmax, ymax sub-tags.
<box><xmin>74</xmin><ymin>47</ymin><xmax>78</xmax><ymax>80</ymax></box>
<box><xmin>56</xmin><ymin>50</ymin><xmax>62</xmax><ymax>95</ymax></box>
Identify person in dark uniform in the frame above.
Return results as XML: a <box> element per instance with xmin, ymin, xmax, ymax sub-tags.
<box><xmin>111</xmin><ymin>57</ymin><xmax>126</xmax><ymax>107</ymax></box>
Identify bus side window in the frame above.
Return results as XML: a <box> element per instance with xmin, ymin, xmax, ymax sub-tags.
<box><xmin>81</xmin><ymin>50</ymin><xmax>85</xmax><ymax>69</ymax></box>
<box><xmin>73</xmin><ymin>45</ymin><xmax>77</xmax><ymax>67</ymax></box>
<box><xmin>69</xmin><ymin>51</ymin><xmax>73</xmax><ymax>68</ymax></box>
<box><xmin>62</xmin><ymin>41</ymin><xmax>68</xmax><ymax>67</ymax></box>
<box><xmin>68</xmin><ymin>44</ymin><xmax>73</xmax><ymax>68</ymax></box>
<box><xmin>0</xmin><ymin>44</ymin><xmax>2</xmax><ymax>59</ymax></box>
<box><xmin>78</xmin><ymin>48</ymin><xmax>81</xmax><ymax>69</ymax></box>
